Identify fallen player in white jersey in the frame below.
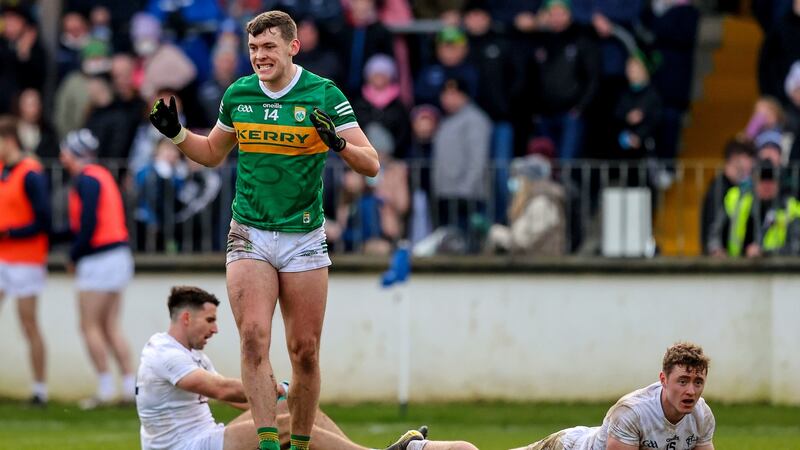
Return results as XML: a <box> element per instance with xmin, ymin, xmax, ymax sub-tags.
<box><xmin>136</xmin><ymin>285</ymin><xmax>477</xmax><ymax>450</ymax></box>
<box><xmin>512</xmin><ymin>342</ymin><xmax>715</xmax><ymax>450</ymax></box>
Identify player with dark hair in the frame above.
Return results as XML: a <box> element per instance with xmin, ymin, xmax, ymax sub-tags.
<box><xmin>513</xmin><ymin>342</ymin><xmax>716</xmax><ymax>450</ymax></box>
<box><xmin>136</xmin><ymin>286</ymin><xmax>477</xmax><ymax>450</ymax></box>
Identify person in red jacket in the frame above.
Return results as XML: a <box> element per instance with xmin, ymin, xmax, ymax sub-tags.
<box><xmin>58</xmin><ymin>128</ymin><xmax>135</xmax><ymax>408</ymax></box>
<box><xmin>0</xmin><ymin>115</ymin><xmax>50</xmax><ymax>405</ymax></box>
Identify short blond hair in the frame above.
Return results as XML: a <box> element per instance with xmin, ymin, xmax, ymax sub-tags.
<box><xmin>662</xmin><ymin>342</ymin><xmax>710</xmax><ymax>376</ymax></box>
<box><xmin>246</xmin><ymin>10</ymin><xmax>296</xmax><ymax>41</ymax></box>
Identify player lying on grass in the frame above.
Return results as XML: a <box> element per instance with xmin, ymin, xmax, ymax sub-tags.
<box><xmin>135</xmin><ymin>285</ymin><xmax>477</xmax><ymax>450</ymax></box>
<box><xmin>512</xmin><ymin>342</ymin><xmax>715</xmax><ymax>450</ymax></box>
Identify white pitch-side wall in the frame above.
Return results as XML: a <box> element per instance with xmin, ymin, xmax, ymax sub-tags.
<box><xmin>0</xmin><ymin>273</ymin><xmax>798</xmax><ymax>404</ymax></box>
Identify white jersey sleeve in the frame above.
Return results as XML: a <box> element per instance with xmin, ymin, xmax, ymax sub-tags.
<box><xmin>607</xmin><ymin>405</ymin><xmax>642</xmax><ymax>447</ymax></box>
<box><xmin>154</xmin><ymin>345</ymin><xmax>203</xmax><ymax>385</ymax></box>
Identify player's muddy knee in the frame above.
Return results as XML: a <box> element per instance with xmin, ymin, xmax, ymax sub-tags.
<box><xmin>287</xmin><ymin>337</ymin><xmax>319</xmax><ymax>372</ymax></box>
<box><xmin>239</xmin><ymin>323</ymin><xmax>269</xmax><ymax>365</ymax></box>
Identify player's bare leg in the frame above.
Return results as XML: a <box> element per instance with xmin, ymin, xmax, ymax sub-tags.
<box><xmin>78</xmin><ymin>291</ymin><xmax>111</xmax><ymax>374</ymax></box>
<box><xmin>278</xmin><ymin>267</ymin><xmax>327</xmax><ymax>447</ymax></box>
<box><xmin>223</xmin><ymin>413</ymin><xmax>369</xmax><ymax>450</ymax></box>
<box><xmin>101</xmin><ymin>291</ymin><xmax>134</xmax><ymax>399</ymax></box>
<box><xmin>78</xmin><ymin>291</ymin><xmax>120</xmax><ymax>406</ymax></box>
<box><xmin>100</xmin><ymin>292</ymin><xmax>133</xmax><ymax>373</ymax></box>
<box><xmin>228</xmin><ymin>259</ymin><xmax>280</xmax><ymax>449</ymax></box>
<box><xmin>17</xmin><ymin>296</ymin><xmax>45</xmax><ymax>386</ymax></box>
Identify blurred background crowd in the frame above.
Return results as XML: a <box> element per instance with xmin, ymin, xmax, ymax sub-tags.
<box><xmin>2</xmin><ymin>0</ymin><xmax>800</xmax><ymax>258</ymax></box>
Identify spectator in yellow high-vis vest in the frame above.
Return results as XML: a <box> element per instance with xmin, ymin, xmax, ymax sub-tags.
<box><xmin>708</xmin><ymin>159</ymin><xmax>800</xmax><ymax>257</ymax></box>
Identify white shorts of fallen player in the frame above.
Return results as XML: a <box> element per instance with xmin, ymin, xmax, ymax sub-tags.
<box><xmin>226</xmin><ymin>219</ymin><xmax>331</xmax><ymax>272</ymax></box>
<box><xmin>0</xmin><ymin>262</ymin><xmax>46</xmax><ymax>298</ymax></box>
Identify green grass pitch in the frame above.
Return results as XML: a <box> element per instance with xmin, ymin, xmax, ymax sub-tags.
<box><xmin>0</xmin><ymin>399</ymin><xmax>798</xmax><ymax>449</ymax></box>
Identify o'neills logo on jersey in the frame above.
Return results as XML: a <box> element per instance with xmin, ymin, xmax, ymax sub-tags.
<box><xmin>294</xmin><ymin>106</ymin><xmax>306</xmax><ymax>122</ymax></box>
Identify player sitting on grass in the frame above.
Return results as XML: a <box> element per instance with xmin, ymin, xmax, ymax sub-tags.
<box><xmin>513</xmin><ymin>342</ymin><xmax>715</xmax><ymax>450</ymax></box>
<box><xmin>135</xmin><ymin>286</ymin><xmax>477</xmax><ymax>450</ymax></box>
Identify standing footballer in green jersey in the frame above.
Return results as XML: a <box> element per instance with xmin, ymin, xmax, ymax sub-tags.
<box><xmin>149</xmin><ymin>11</ymin><xmax>422</xmax><ymax>450</ymax></box>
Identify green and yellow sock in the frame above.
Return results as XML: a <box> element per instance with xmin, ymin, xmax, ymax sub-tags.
<box><xmin>290</xmin><ymin>434</ymin><xmax>311</xmax><ymax>450</ymax></box>
<box><xmin>257</xmin><ymin>427</ymin><xmax>279</xmax><ymax>450</ymax></box>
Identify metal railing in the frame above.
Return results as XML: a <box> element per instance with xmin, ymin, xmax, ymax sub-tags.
<box><xmin>39</xmin><ymin>158</ymin><xmax>800</xmax><ymax>258</ymax></box>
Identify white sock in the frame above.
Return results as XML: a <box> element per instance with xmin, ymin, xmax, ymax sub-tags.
<box><xmin>97</xmin><ymin>372</ymin><xmax>115</xmax><ymax>400</ymax></box>
<box><xmin>32</xmin><ymin>382</ymin><xmax>47</xmax><ymax>400</ymax></box>
<box><xmin>407</xmin><ymin>440</ymin><xmax>428</xmax><ymax>450</ymax></box>
<box><xmin>122</xmin><ymin>374</ymin><xmax>136</xmax><ymax>399</ymax></box>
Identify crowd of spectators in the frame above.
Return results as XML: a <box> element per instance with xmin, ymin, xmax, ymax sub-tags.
<box><xmin>2</xmin><ymin>0</ymin><xmax>799</xmax><ymax>256</ymax></box>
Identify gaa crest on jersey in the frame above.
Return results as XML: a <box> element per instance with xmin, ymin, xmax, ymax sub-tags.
<box><xmin>294</xmin><ymin>106</ymin><xmax>307</xmax><ymax>122</ymax></box>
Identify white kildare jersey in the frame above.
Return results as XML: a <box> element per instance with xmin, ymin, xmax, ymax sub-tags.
<box><xmin>562</xmin><ymin>382</ymin><xmax>715</xmax><ymax>450</ymax></box>
<box><xmin>136</xmin><ymin>332</ymin><xmax>220</xmax><ymax>450</ymax></box>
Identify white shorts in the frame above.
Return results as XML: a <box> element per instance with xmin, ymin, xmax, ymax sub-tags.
<box><xmin>176</xmin><ymin>423</ymin><xmax>225</xmax><ymax>450</ymax></box>
<box><xmin>76</xmin><ymin>246</ymin><xmax>134</xmax><ymax>292</ymax></box>
<box><xmin>226</xmin><ymin>220</ymin><xmax>331</xmax><ymax>272</ymax></box>
<box><xmin>0</xmin><ymin>262</ymin><xmax>46</xmax><ymax>298</ymax></box>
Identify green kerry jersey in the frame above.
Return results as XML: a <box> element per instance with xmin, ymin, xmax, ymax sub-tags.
<box><xmin>217</xmin><ymin>66</ymin><xmax>358</xmax><ymax>232</ymax></box>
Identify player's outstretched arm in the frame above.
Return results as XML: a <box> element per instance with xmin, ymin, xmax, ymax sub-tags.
<box><xmin>149</xmin><ymin>96</ymin><xmax>237</xmax><ymax>167</ymax></box>
<box><xmin>695</xmin><ymin>443</ymin><xmax>715</xmax><ymax>450</ymax></box>
<box><xmin>310</xmin><ymin>107</ymin><xmax>379</xmax><ymax>177</ymax></box>
<box><xmin>176</xmin><ymin>368</ymin><xmax>248</xmax><ymax>403</ymax></box>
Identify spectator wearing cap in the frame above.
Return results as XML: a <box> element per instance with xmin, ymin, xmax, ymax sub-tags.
<box><xmin>613</xmin><ymin>52</ymin><xmax>662</xmax><ymax>168</ymax></box>
<box><xmin>130</xmin><ymin>12</ymin><xmax>197</xmax><ymax>101</ymax></box>
<box><xmin>56</xmin><ymin>128</ymin><xmax>136</xmax><ymax>408</ymax></box>
<box><xmin>707</xmin><ymin>144</ymin><xmax>800</xmax><ymax>258</ymax></box>
<box><xmin>0</xmin><ymin>5</ymin><xmax>46</xmax><ymax>114</ymax></box>
<box><xmin>640</xmin><ymin>0</ymin><xmax>700</xmax><ymax>162</ymax></box>
<box><xmin>527</xmin><ymin>0</ymin><xmax>599</xmax><ymax>160</ymax></box>
<box><xmin>700</xmin><ymin>138</ymin><xmax>756</xmax><ymax>255</ymax></box>
<box><xmin>755</xmin><ymin>129</ymin><xmax>786</xmax><ymax>167</ymax></box>
<box><xmin>0</xmin><ymin>115</ymin><xmax>51</xmax><ymax>405</ymax></box>
<box><xmin>415</xmin><ymin>26</ymin><xmax>480</xmax><ymax>107</ymax></box>
<box><xmin>354</xmin><ymin>54</ymin><xmax>412</xmax><ymax>156</ymax></box>
<box><xmin>54</xmin><ymin>38</ymin><xmax>112</xmax><ymax>139</ymax></box>
<box><xmin>432</xmin><ymin>78</ymin><xmax>492</xmax><ymax>252</ymax></box>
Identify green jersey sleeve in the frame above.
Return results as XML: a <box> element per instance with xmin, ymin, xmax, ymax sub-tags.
<box><xmin>324</xmin><ymin>82</ymin><xmax>359</xmax><ymax>133</ymax></box>
<box><xmin>216</xmin><ymin>83</ymin><xmax>235</xmax><ymax>133</ymax></box>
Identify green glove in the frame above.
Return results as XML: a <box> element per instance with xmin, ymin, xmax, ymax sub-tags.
<box><xmin>310</xmin><ymin>107</ymin><xmax>346</xmax><ymax>152</ymax></box>
<box><xmin>149</xmin><ymin>96</ymin><xmax>182</xmax><ymax>139</ymax></box>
